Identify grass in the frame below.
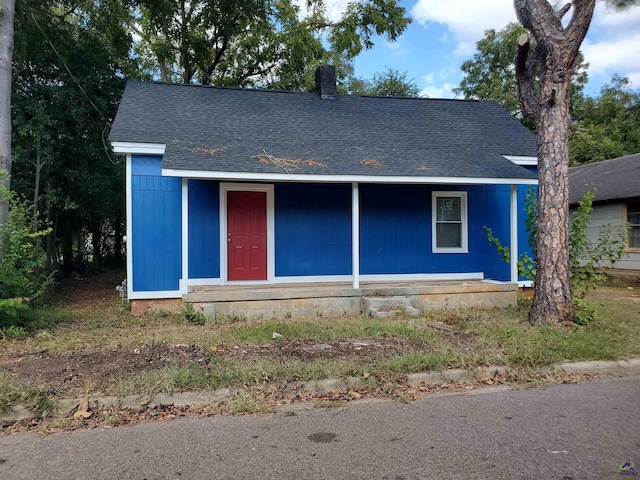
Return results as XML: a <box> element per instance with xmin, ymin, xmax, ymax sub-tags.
<box><xmin>1</xmin><ymin>285</ymin><xmax>639</xmax><ymax>405</ymax></box>
<box><xmin>224</xmin><ymin>392</ymin><xmax>274</xmax><ymax>415</ymax></box>
<box><xmin>0</xmin><ymin>372</ymin><xmax>57</xmax><ymax>417</ymax></box>
<box><xmin>108</xmin><ymin>358</ymin><xmax>366</xmax><ymax>397</ymax></box>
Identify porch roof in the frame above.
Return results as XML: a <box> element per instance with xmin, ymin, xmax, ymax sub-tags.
<box><xmin>110</xmin><ymin>80</ymin><xmax>537</xmax><ymax>183</ymax></box>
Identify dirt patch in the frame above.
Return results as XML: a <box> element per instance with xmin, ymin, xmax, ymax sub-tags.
<box><xmin>53</xmin><ymin>271</ymin><xmax>125</xmax><ymax>311</ymax></box>
<box><xmin>0</xmin><ymin>339</ymin><xmax>412</xmax><ymax>393</ymax></box>
<box><xmin>0</xmin><ymin>343</ymin><xmax>209</xmax><ymax>391</ymax></box>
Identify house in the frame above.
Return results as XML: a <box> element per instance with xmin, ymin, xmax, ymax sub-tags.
<box><xmin>109</xmin><ymin>66</ymin><xmax>538</xmax><ymax>318</ymax></box>
<box><xmin>569</xmin><ymin>153</ymin><xmax>640</xmax><ymax>271</ymax></box>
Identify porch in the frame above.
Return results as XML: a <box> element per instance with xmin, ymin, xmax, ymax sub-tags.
<box><xmin>180</xmin><ymin>279</ymin><xmax>518</xmax><ymax>322</ymax></box>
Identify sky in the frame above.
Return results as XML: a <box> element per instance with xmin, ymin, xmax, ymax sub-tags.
<box><xmin>323</xmin><ymin>0</ymin><xmax>640</xmax><ymax>98</ymax></box>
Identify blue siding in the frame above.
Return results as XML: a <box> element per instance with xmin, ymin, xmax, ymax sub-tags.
<box><xmin>359</xmin><ymin>185</ymin><xmax>430</xmax><ymax>274</ymax></box>
<box><xmin>275</xmin><ymin>183</ymin><xmax>351</xmax><ymax>276</ymax></box>
<box><xmin>471</xmin><ymin>185</ymin><xmax>511</xmax><ymax>281</ymax></box>
<box><xmin>359</xmin><ymin>184</ymin><xmax>512</xmax><ymax>280</ymax></box>
<box><xmin>131</xmin><ymin>156</ymin><xmax>182</xmax><ymax>292</ymax></box>
<box><xmin>131</xmin><ymin>156</ymin><xmax>162</xmax><ymax>175</ymax></box>
<box><xmin>188</xmin><ymin>180</ymin><xmax>220</xmax><ymax>279</ymax></box>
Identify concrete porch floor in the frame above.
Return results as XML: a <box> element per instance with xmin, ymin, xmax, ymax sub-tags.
<box><xmin>184</xmin><ymin>280</ymin><xmax>518</xmax><ymax>322</ymax></box>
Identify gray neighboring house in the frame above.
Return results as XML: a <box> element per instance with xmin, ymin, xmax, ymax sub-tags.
<box><xmin>569</xmin><ymin>153</ymin><xmax>640</xmax><ymax>270</ymax></box>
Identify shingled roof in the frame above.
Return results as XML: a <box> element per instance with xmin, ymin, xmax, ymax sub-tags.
<box><xmin>109</xmin><ymin>80</ymin><xmax>537</xmax><ymax>181</ymax></box>
<box><xmin>569</xmin><ymin>153</ymin><xmax>640</xmax><ymax>204</ymax></box>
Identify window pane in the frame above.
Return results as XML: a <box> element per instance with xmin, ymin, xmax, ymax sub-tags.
<box><xmin>628</xmin><ymin>201</ymin><xmax>640</xmax><ymax>216</ymax></box>
<box><xmin>628</xmin><ymin>213</ymin><xmax>640</xmax><ymax>225</ymax></box>
<box><xmin>437</xmin><ymin>197</ymin><xmax>461</xmax><ymax>222</ymax></box>
<box><xmin>436</xmin><ymin>223</ymin><xmax>462</xmax><ymax>248</ymax></box>
<box><xmin>630</xmin><ymin>226</ymin><xmax>640</xmax><ymax>249</ymax></box>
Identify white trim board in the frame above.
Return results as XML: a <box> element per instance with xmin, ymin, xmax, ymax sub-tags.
<box><xmin>181</xmin><ymin>179</ymin><xmax>189</xmax><ymax>294</ymax></box>
<box><xmin>182</xmin><ymin>272</ymin><xmax>485</xmax><ymax>288</ymax></box>
<box><xmin>352</xmin><ymin>182</ymin><xmax>360</xmax><ymax>289</ymax></box>
<box><xmin>219</xmin><ymin>183</ymin><xmax>275</xmax><ymax>284</ymax></box>
<box><xmin>112</xmin><ymin>142</ymin><xmax>166</xmax><ymax>155</ymax></box>
<box><xmin>510</xmin><ymin>185</ymin><xmax>519</xmax><ymax>284</ymax></box>
<box><xmin>129</xmin><ymin>290</ymin><xmax>182</xmax><ymax>300</ymax></box>
<box><xmin>125</xmin><ymin>155</ymin><xmax>134</xmax><ymax>299</ymax></box>
<box><xmin>162</xmin><ymin>169</ymin><xmax>538</xmax><ymax>186</ymax></box>
<box><xmin>503</xmin><ymin>155</ymin><xmax>538</xmax><ymax>166</ymax></box>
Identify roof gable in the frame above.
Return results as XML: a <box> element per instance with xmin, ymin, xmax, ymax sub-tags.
<box><xmin>110</xmin><ymin>81</ymin><xmax>537</xmax><ymax>181</ymax></box>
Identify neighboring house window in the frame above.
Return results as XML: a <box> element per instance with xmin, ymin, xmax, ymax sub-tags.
<box><xmin>629</xmin><ymin>200</ymin><xmax>640</xmax><ymax>250</ymax></box>
<box><xmin>432</xmin><ymin>192</ymin><xmax>468</xmax><ymax>253</ymax></box>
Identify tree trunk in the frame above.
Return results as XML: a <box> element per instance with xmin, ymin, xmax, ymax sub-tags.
<box><xmin>530</xmin><ymin>80</ymin><xmax>572</xmax><ymax>324</ymax></box>
<box><xmin>92</xmin><ymin>223</ymin><xmax>101</xmax><ymax>266</ymax></box>
<box><xmin>0</xmin><ymin>0</ymin><xmax>15</xmax><ymax>230</ymax></box>
<box><xmin>114</xmin><ymin>210</ymin><xmax>123</xmax><ymax>266</ymax></box>
<box><xmin>514</xmin><ymin>0</ymin><xmax>595</xmax><ymax>324</ymax></box>
<box><xmin>32</xmin><ymin>141</ymin><xmax>45</xmax><ymax>229</ymax></box>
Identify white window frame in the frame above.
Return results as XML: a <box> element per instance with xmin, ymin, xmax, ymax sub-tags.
<box><xmin>432</xmin><ymin>191</ymin><xmax>468</xmax><ymax>253</ymax></box>
<box><xmin>627</xmin><ymin>200</ymin><xmax>640</xmax><ymax>251</ymax></box>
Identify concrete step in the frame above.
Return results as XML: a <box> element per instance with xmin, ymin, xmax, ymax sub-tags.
<box><xmin>361</xmin><ymin>296</ymin><xmax>420</xmax><ymax>318</ymax></box>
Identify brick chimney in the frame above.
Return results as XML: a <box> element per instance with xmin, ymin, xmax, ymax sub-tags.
<box><xmin>315</xmin><ymin>65</ymin><xmax>337</xmax><ymax>100</ymax></box>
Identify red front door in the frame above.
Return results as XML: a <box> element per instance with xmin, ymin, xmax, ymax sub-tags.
<box><xmin>227</xmin><ymin>191</ymin><xmax>267</xmax><ymax>281</ymax></box>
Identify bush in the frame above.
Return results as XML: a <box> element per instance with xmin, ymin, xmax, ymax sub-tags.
<box><xmin>485</xmin><ymin>187</ymin><xmax>627</xmax><ymax>324</ymax></box>
<box><xmin>181</xmin><ymin>302</ymin><xmax>206</xmax><ymax>325</ymax></box>
<box><xmin>0</xmin><ymin>195</ymin><xmax>53</xmax><ymax>328</ymax></box>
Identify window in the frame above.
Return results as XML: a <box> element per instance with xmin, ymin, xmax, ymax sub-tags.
<box><xmin>432</xmin><ymin>192</ymin><xmax>468</xmax><ymax>253</ymax></box>
<box><xmin>628</xmin><ymin>200</ymin><xmax>640</xmax><ymax>250</ymax></box>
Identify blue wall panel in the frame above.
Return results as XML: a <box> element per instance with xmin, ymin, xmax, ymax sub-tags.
<box><xmin>131</xmin><ymin>156</ymin><xmax>182</xmax><ymax>292</ymax></box>
<box><xmin>275</xmin><ymin>183</ymin><xmax>351</xmax><ymax>276</ymax></box>
<box><xmin>359</xmin><ymin>184</ymin><xmax>430</xmax><ymax>274</ymax></box>
<box><xmin>131</xmin><ymin>156</ymin><xmax>162</xmax><ymax>176</ymax></box>
<box><xmin>359</xmin><ymin>184</ymin><xmax>512</xmax><ymax>281</ymax></box>
<box><xmin>188</xmin><ymin>180</ymin><xmax>220</xmax><ymax>279</ymax></box>
<box><xmin>471</xmin><ymin>185</ymin><xmax>511</xmax><ymax>281</ymax></box>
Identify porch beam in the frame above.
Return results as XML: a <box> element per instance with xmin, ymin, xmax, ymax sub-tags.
<box><xmin>510</xmin><ymin>184</ymin><xmax>518</xmax><ymax>284</ymax></box>
<box><xmin>352</xmin><ymin>182</ymin><xmax>360</xmax><ymax>289</ymax></box>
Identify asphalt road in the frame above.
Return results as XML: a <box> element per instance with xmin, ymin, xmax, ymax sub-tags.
<box><xmin>1</xmin><ymin>375</ymin><xmax>639</xmax><ymax>480</ymax></box>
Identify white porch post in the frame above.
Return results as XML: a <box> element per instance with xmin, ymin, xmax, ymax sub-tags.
<box><xmin>510</xmin><ymin>184</ymin><xmax>518</xmax><ymax>284</ymax></box>
<box><xmin>181</xmin><ymin>178</ymin><xmax>189</xmax><ymax>294</ymax></box>
<box><xmin>352</xmin><ymin>182</ymin><xmax>360</xmax><ymax>289</ymax></box>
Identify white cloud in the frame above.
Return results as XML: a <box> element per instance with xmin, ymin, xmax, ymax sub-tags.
<box><xmin>582</xmin><ymin>3</ymin><xmax>640</xmax><ymax>81</ymax></box>
<box><xmin>627</xmin><ymin>73</ymin><xmax>640</xmax><ymax>89</ymax></box>
<box><xmin>420</xmin><ymin>83</ymin><xmax>456</xmax><ymax>99</ymax></box>
<box><xmin>420</xmin><ymin>70</ymin><xmax>456</xmax><ymax>98</ymax></box>
<box><xmin>591</xmin><ymin>1</ymin><xmax>640</xmax><ymax>30</ymax></box>
<box><xmin>422</xmin><ymin>72</ymin><xmax>434</xmax><ymax>84</ymax></box>
<box><xmin>293</xmin><ymin>0</ymin><xmax>350</xmax><ymax>22</ymax></box>
<box><xmin>581</xmin><ymin>32</ymin><xmax>640</xmax><ymax>77</ymax></box>
<box><xmin>410</xmin><ymin>0</ymin><xmax>516</xmax><ymax>56</ymax></box>
<box><xmin>409</xmin><ymin>0</ymin><xmax>640</xmax><ymax>90</ymax></box>
<box><xmin>324</xmin><ymin>0</ymin><xmax>351</xmax><ymax>22</ymax></box>
<box><xmin>385</xmin><ymin>41</ymin><xmax>409</xmax><ymax>57</ymax></box>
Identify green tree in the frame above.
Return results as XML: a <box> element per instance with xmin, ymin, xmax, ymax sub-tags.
<box><xmin>454</xmin><ymin>23</ymin><xmax>530</xmax><ymax>118</ymax></box>
<box><xmin>454</xmin><ymin>22</ymin><xmax>588</xmax><ymax>130</ymax></box>
<box><xmin>133</xmin><ymin>0</ymin><xmax>411</xmax><ymax>89</ymax></box>
<box><xmin>570</xmin><ymin>75</ymin><xmax>640</xmax><ymax>165</ymax></box>
<box><xmin>11</xmin><ymin>0</ymin><xmax>133</xmax><ymax>269</ymax></box>
<box><xmin>348</xmin><ymin>67</ymin><xmax>420</xmax><ymax>97</ymax></box>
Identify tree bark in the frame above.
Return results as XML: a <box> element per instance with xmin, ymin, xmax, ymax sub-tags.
<box><xmin>530</xmin><ymin>79</ymin><xmax>572</xmax><ymax>324</ymax></box>
<box><xmin>514</xmin><ymin>0</ymin><xmax>595</xmax><ymax>324</ymax></box>
<box><xmin>0</xmin><ymin>0</ymin><xmax>15</xmax><ymax>230</ymax></box>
